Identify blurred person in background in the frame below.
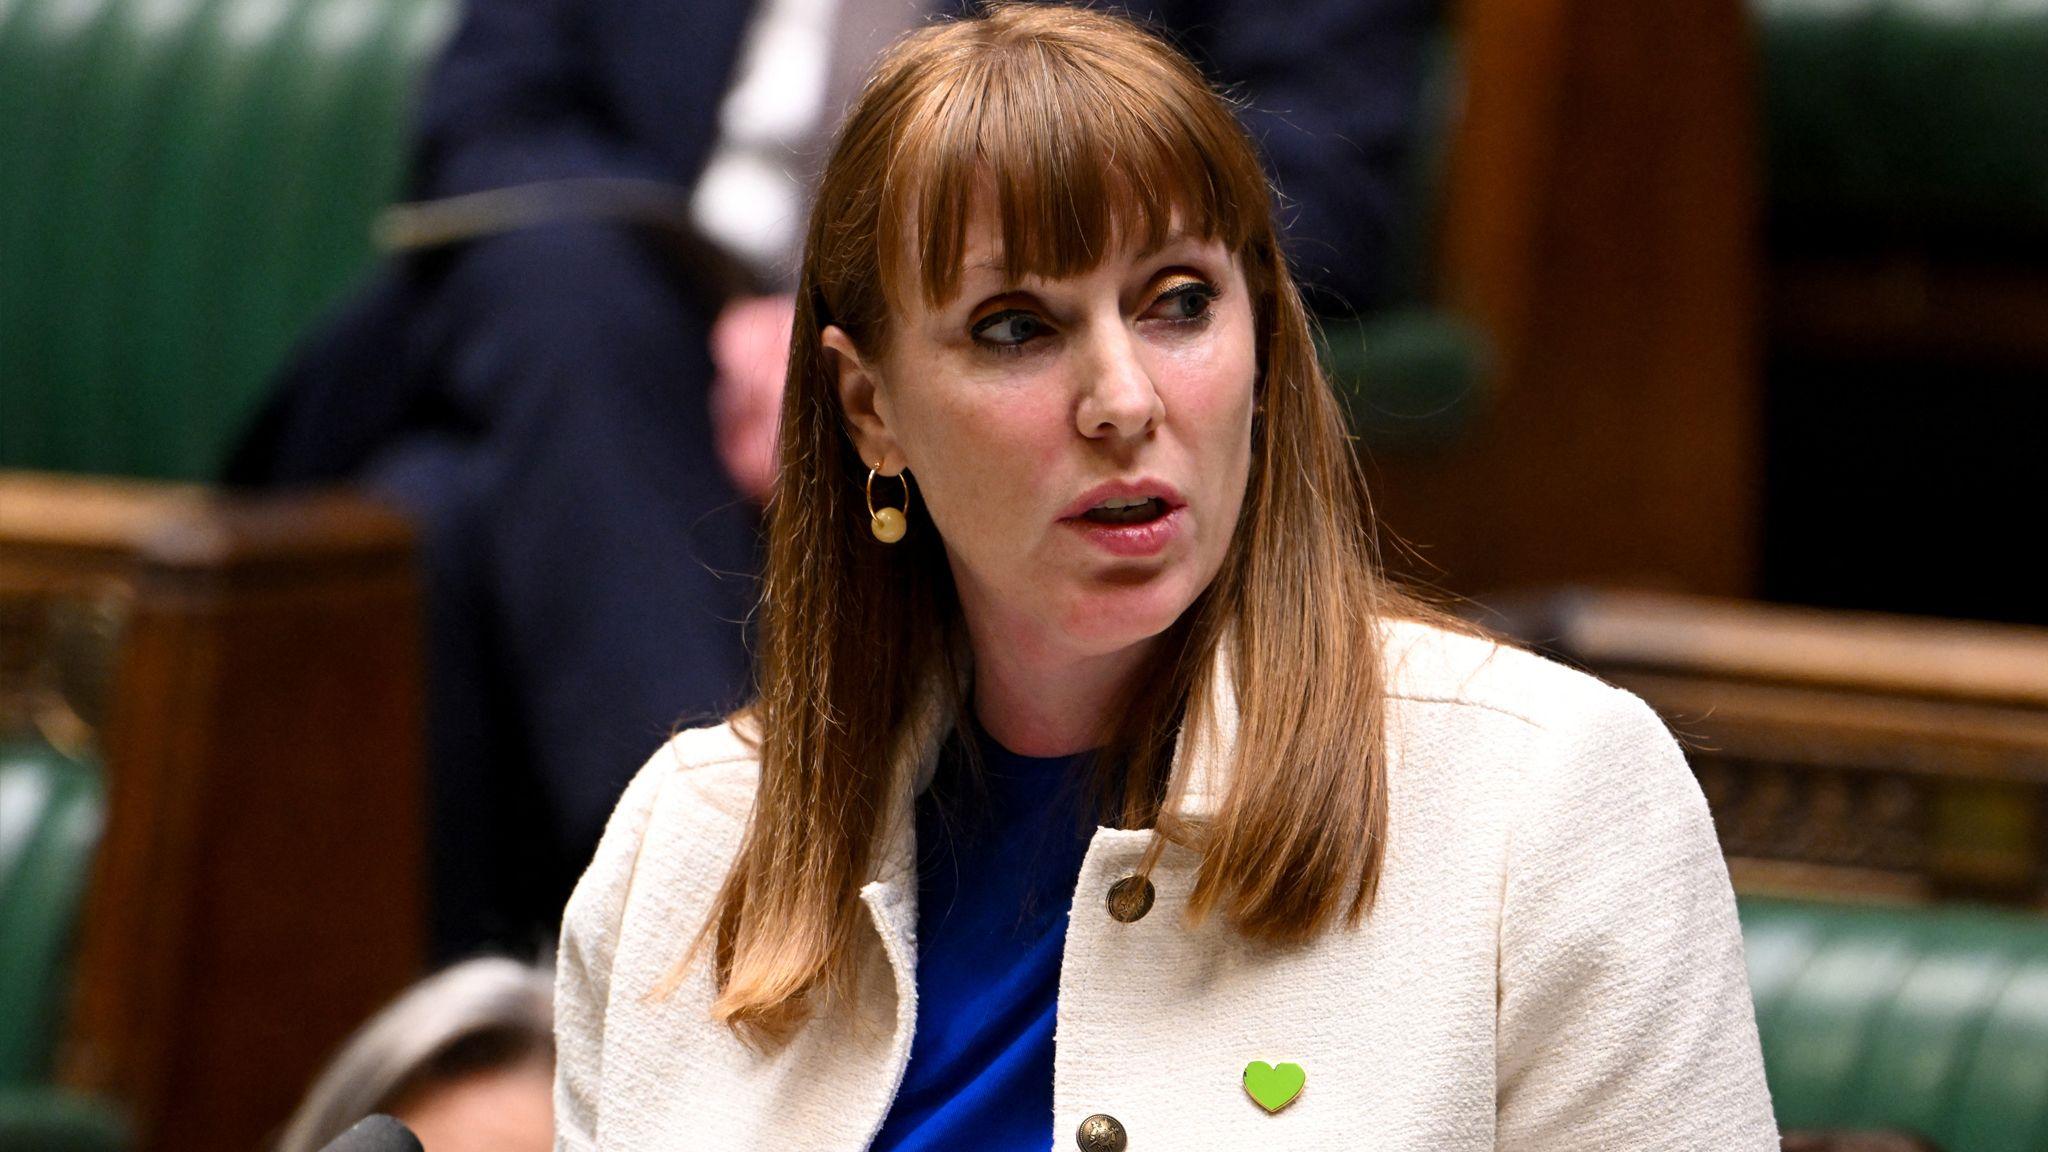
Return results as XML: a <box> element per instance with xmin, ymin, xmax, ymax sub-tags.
<box><xmin>275</xmin><ymin>958</ymin><xmax>554</xmax><ymax>1152</ymax></box>
<box><xmin>226</xmin><ymin>0</ymin><xmax>1438</xmax><ymax>961</ymax></box>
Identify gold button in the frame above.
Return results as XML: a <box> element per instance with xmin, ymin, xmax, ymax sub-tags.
<box><xmin>1106</xmin><ymin>875</ymin><xmax>1155</xmax><ymax>923</ymax></box>
<box><xmin>1076</xmin><ymin>1113</ymin><xmax>1127</xmax><ymax>1152</ymax></box>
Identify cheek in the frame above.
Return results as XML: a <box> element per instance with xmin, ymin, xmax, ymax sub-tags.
<box><xmin>1193</xmin><ymin>351</ymin><xmax>1257</xmax><ymax>437</ymax></box>
<box><xmin>901</xmin><ymin>373</ymin><xmax>1070</xmax><ymax>535</ymax></box>
<box><xmin>1161</xmin><ymin>323</ymin><xmax>1258</xmax><ymax>459</ymax></box>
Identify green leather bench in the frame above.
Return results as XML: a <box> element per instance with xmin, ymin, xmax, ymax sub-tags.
<box><xmin>1745</xmin><ymin>896</ymin><xmax>2048</xmax><ymax>1150</ymax></box>
<box><xmin>0</xmin><ymin>0</ymin><xmax>456</xmax><ymax>481</ymax></box>
<box><xmin>1755</xmin><ymin>0</ymin><xmax>2048</xmax><ymax>243</ymax></box>
<box><xmin>0</xmin><ymin>740</ymin><xmax>125</xmax><ymax>1152</ymax></box>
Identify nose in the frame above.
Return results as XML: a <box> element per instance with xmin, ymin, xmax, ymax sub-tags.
<box><xmin>1074</xmin><ymin>321</ymin><xmax>1164</xmax><ymax>441</ymax></box>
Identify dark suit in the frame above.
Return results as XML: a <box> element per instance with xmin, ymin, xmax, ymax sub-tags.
<box><xmin>226</xmin><ymin>0</ymin><xmax>1436</xmax><ymax>960</ymax></box>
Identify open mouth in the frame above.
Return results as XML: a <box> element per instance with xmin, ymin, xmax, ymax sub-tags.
<box><xmin>1079</xmin><ymin>498</ymin><xmax>1169</xmax><ymax>526</ymax></box>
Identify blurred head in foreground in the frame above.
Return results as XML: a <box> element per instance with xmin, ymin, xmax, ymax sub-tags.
<box><xmin>276</xmin><ymin>957</ymin><xmax>554</xmax><ymax>1152</ymax></box>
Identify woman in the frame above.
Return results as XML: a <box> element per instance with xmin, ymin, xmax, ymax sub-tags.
<box><xmin>554</xmin><ymin>5</ymin><xmax>1779</xmax><ymax>1150</ymax></box>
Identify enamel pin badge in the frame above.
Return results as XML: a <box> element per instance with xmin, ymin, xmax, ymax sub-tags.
<box><xmin>1242</xmin><ymin>1061</ymin><xmax>1306</xmax><ymax>1113</ymax></box>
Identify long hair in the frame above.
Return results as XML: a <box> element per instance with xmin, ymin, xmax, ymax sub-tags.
<box><xmin>681</xmin><ymin>1</ymin><xmax>1506</xmax><ymax>1049</ymax></box>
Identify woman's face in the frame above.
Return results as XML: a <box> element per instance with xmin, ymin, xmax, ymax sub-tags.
<box><xmin>825</xmin><ymin>194</ymin><xmax>1257</xmax><ymax>663</ymax></box>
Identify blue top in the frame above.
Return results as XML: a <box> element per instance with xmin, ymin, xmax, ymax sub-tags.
<box><xmin>868</xmin><ymin>714</ymin><xmax>1100</xmax><ymax>1152</ymax></box>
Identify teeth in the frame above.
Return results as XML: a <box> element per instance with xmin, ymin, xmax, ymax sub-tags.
<box><xmin>1093</xmin><ymin>496</ymin><xmax>1154</xmax><ymax>511</ymax></box>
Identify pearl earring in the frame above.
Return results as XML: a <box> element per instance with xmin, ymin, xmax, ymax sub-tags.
<box><xmin>865</xmin><ymin>461</ymin><xmax>912</xmax><ymax>543</ymax></box>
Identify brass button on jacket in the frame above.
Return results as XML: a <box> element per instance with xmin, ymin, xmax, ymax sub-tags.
<box><xmin>1076</xmin><ymin>1113</ymin><xmax>1128</xmax><ymax>1151</ymax></box>
<box><xmin>1105</xmin><ymin>875</ymin><xmax>1155</xmax><ymax>923</ymax></box>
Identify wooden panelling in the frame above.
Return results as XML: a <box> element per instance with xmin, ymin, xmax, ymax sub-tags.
<box><xmin>1375</xmin><ymin>0</ymin><xmax>1761</xmax><ymax>600</ymax></box>
<box><xmin>0</xmin><ymin>470</ymin><xmax>427</xmax><ymax>1152</ymax></box>
<box><xmin>1485</xmin><ymin>586</ymin><xmax>2048</xmax><ymax>907</ymax></box>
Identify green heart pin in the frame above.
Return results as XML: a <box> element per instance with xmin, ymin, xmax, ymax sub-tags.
<box><xmin>1242</xmin><ymin>1060</ymin><xmax>1306</xmax><ymax>1113</ymax></box>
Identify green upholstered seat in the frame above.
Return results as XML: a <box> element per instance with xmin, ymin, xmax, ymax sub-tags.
<box><xmin>0</xmin><ymin>741</ymin><xmax>105</xmax><ymax>1086</ymax></box>
<box><xmin>1743</xmin><ymin>896</ymin><xmax>2048</xmax><ymax>1151</ymax></box>
<box><xmin>1754</xmin><ymin>0</ymin><xmax>2048</xmax><ymax>241</ymax></box>
<box><xmin>1317</xmin><ymin>32</ymin><xmax>1492</xmax><ymax>450</ymax></box>
<box><xmin>1319</xmin><ymin>308</ymin><xmax>1492</xmax><ymax>452</ymax></box>
<box><xmin>0</xmin><ymin>0</ymin><xmax>457</xmax><ymax>480</ymax></box>
<box><xmin>0</xmin><ymin>741</ymin><xmax>128</xmax><ymax>1152</ymax></box>
<box><xmin>0</xmin><ymin>1090</ymin><xmax>129</xmax><ymax>1152</ymax></box>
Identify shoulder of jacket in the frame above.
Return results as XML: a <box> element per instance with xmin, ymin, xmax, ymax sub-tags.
<box><xmin>635</xmin><ymin>714</ymin><xmax>765</xmax><ymax>824</ymax></box>
<box><xmin>560</xmin><ymin>716</ymin><xmax>764</xmax><ymax>949</ymax></box>
<box><xmin>1378</xmin><ymin>614</ymin><xmax>1642</xmax><ymax>735</ymax></box>
<box><xmin>573</xmin><ymin>718</ymin><xmax>760</xmax><ymax>885</ymax></box>
<box><xmin>1377</xmin><ymin>619</ymin><xmax>1701</xmax><ymax>861</ymax></box>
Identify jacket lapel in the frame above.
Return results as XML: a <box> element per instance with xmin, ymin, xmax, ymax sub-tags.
<box><xmin>853</xmin><ymin>633</ymin><xmax>1246</xmax><ymax>1099</ymax></box>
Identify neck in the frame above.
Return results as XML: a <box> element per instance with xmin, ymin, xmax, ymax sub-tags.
<box><xmin>962</xmin><ymin>616</ymin><xmax>1157</xmax><ymax>758</ymax></box>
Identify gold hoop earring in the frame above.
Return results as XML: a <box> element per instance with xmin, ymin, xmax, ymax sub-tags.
<box><xmin>865</xmin><ymin>461</ymin><xmax>912</xmax><ymax>543</ymax></box>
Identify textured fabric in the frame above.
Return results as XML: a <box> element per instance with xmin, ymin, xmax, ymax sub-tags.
<box><xmin>870</xmin><ymin>719</ymin><xmax>1097</xmax><ymax>1151</ymax></box>
<box><xmin>554</xmin><ymin>616</ymin><xmax>1781</xmax><ymax>1150</ymax></box>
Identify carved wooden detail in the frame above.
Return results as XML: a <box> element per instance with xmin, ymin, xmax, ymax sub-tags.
<box><xmin>1485</xmin><ymin>587</ymin><xmax>2048</xmax><ymax>906</ymax></box>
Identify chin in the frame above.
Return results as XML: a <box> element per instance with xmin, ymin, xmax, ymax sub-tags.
<box><xmin>1056</xmin><ymin>572</ymin><xmax>1202</xmax><ymax>651</ymax></box>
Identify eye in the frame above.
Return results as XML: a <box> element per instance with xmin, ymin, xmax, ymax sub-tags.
<box><xmin>1148</xmin><ymin>278</ymin><xmax>1219</xmax><ymax>323</ymax></box>
<box><xmin>970</xmin><ymin>308</ymin><xmax>1047</xmax><ymax>352</ymax></box>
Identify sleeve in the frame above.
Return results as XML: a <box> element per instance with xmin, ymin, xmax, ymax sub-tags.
<box><xmin>1495</xmin><ymin>686</ymin><xmax>1780</xmax><ymax>1150</ymax></box>
<box><xmin>553</xmin><ymin>752</ymin><xmax>677</xmax><ymax>1152</ymax></box>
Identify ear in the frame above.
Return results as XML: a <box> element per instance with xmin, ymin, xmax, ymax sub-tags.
<box><xmin>822</xmin><ymin>325</ymin><xmax>903</xmax><ymax>473</ymax></box>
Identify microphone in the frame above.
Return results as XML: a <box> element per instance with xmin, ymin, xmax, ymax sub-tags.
<box><xmin>316</xmin><ymin>1115</ymin><xmax>424</xmax><ymax>1152</ymax></box>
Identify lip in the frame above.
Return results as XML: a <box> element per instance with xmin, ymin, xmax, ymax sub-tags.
<box><xmin>1057</xmin><ymin>477</ymin><xmax>1189</xmax><ymax>523</ymax></box>
<box><xmin>1062</xmin><ymin>504</ymin><xmax>1186</xmax><ymax>558</ymax></box>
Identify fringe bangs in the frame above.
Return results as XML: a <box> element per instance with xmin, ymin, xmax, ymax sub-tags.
<box><xmin>876</xmin><ymin>16</ymin><xmax>1265</xmax><ymax>315</ymax></box>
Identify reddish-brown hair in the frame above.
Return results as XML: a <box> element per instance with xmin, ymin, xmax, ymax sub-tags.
<box><xmin>676</xmin><ymin>1</ymin><xmax>1504</xmax><ymax>1049</ymax></box>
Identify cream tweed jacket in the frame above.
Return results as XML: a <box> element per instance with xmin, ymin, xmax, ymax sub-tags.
<box><xmin>554</xmin><ymin>616</ymin><xmax>1781</xmax><ymax>1150</ymax></box>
